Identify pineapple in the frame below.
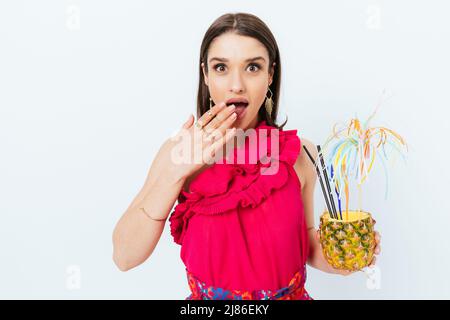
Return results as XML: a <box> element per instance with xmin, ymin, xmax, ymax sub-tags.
<box><xmin>319</xmin><ymin>210</ymin><xmax>376</xmax><ymax>271</ymax></box>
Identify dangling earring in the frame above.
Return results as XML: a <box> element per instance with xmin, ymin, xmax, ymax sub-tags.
<box><xmin>265</xmin><ymin>87</ymin><xmax>274</xmax><ymax>116</ymax></box>
<box><xmin>209</xmin><ymin>97</ymin><xmax>213</xmax><ymax>110</ymax></box>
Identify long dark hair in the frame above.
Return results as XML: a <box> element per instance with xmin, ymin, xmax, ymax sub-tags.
<box><xmin>197</xmin><ymin>12</ymin><xmax>287</xmax><ymax>130</ymax></box>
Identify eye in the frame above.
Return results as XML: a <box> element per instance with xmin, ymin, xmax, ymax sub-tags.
<box><xmin>247</xmin><ymin>63</ymin><xmax>261</xmax><ymax>72</ymax></box>
<box><xmin>213</xmin><ymin>63</ymin><xmax>226</xmax><ymax>72</ymax></box>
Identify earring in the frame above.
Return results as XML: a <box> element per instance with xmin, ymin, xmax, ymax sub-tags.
<box><xmin>265</xmin><ymin>87</ymin><xmax>273</xmax><ymax>116</ymax></box>
<box><xmin>209</xmin><ymin>97</ymin><xmax>213</xmax><ymax>110</ymax></box>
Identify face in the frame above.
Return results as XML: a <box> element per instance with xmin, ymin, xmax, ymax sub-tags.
<box><xmin>201</xmin><ymin>32</ymin><xmax>275</xmax><ymax>130</ymax></box>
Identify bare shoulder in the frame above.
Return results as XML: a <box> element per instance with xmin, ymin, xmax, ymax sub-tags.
<box><xmin>293</xmin><ymin>137</ymin><xmax>318</xmax><ymax>190</ymax></box>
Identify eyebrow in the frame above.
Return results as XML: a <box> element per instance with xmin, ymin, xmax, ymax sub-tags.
<box><xmin>208</xmin><ymin>56</ymin><xmax>266</xmax><ymax>63</ymax></box>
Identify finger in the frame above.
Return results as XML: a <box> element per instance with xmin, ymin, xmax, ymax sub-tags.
<box><xmin>195</xmin><ymin>102</ymin><xmax>226</xmax><ymax>129</ymax></box>
<box><xmin>206</xmin><ymin>109</ymin><xmax>238</xmax><ymax>141</ymax></box>
<box><xmin>338</xmin><ymin>269</ymin><xmax>353</xmax><ymax>276</ymax></box>
<box><xmin>202</xmin><ymin>128</ymin><xmax>235</xmax><ymax>164</ymax></box>
<box><xmin>369</xmin><ymin>256</ymin><xmax>377</xmax><ymax>266</ymax></box>
<box><xmin>375</xmin><ymin>231</ymin><xmax>381</xmax><ymax>243</ymax></box>
<box><xmin>203</xmin><ymin>104</ymin><xmax>236</xmax><ymax>135</ymax></box>
<box><xmin>206</xmin><ymin>126</ymin><xmax>237</xmax><ymax>159</ymax></box>
<box><xmin>375</xmin><ymin>245</ymin><xmax>381</xmax><ymax>255</ymax></box>
<box><xmin>182</xmin><ymin>114</ymin><xmax>194</xmax><ymax>129</ymax></box>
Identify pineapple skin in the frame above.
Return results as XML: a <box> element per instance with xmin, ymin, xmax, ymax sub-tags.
<box><xmin>319</xmin><ymin>212</ymin><xmax>376</xmax><ymax>272</ymax></box>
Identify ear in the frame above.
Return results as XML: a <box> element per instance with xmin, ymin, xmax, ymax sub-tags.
<box><xmin>201</xmin><ymin>62</ymin><xmax>209</xmax><ymax>86</ymax></box>
<box><xmin>268</xmin><ymin>62</ymin><xmax>276</xmax><ymax>86</ymax></box>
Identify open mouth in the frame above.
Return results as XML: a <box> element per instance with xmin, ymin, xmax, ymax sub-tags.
<box><xmin>226</xmin><ymin>102</ymin><xmax>249</xmax><ymax>108</ymax></box>
<box><xmin>229</xmin><ymin>103</ymin><xmax>248</xmax><ymax>119</ymax></box>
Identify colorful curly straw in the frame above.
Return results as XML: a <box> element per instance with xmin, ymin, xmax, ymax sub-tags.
<box><xmin>321</xmin><ymin>97</ymin><xmax>408</xmax><ymax>220</ymax></box>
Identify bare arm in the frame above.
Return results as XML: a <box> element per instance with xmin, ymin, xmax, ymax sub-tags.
<box><xmin>295</xmin><ymin>138</ymin><xmax>340</xmax><ymax>273</ymax></box>
<box><xmin>112</xmin><ymin>134</ymin><xmax>188</xmax><ymax>271</ymax></box>
<box><xmin>112</xmin><ymin>102</ymin><xmax>238</xmax><ymax>271</ymax></box>
<box><xmin>294</xmin><ymin>138</ymin><xmax>330</xmax><ymax>271</ymax></box>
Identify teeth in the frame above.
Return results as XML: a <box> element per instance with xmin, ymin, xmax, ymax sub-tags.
<box><xmin>227</xmin><ymin>102</ymin><xmax>248</xmax><ymax>106</ymax></box>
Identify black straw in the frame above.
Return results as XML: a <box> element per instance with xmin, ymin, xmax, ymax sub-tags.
<box><xmin>317</xmin><ymin>145</ymin><xmax>339</xmax><ymax>219</ymax></box>
<box><xmin>302</xmin><ymin>145</ymin><xmax>336</xmax><ymax>219</ymax></box>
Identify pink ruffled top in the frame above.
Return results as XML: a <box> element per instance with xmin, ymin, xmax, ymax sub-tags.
<box><xmin>169</xmin><ymin>120</ymin><xmax>310</xmax><ymax>292</ymax></box>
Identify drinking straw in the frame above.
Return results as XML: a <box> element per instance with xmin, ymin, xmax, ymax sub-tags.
<box><xmin>302</xmin><ymin>145</ymin><xmax>336</xmax><ymax>219</ymax></box>
<box><xmin>317</xmin><ymin>145</ymin><xmax>339</xmax><ymax>219</ymax></box>
<box><xmin>331</xmin><ymin>164</ymin><xmax>343</xmax><ymax>220</ymax></box>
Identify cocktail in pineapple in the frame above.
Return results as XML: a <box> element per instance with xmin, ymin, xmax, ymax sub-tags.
<box><xmin>315</xmin><ymin>102</ymin><xmax>407</xmax><ymax>272</ymax></box>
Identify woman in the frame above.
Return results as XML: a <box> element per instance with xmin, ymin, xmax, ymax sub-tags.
<box><xmin>112</xmin><ymin>12</ymin><xmax>381</xmax><ymax>300</ymax></box>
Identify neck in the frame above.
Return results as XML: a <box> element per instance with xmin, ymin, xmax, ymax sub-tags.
<box><xmin>246</xmin><ymin>116</ymin><xmax>260</xmax><ymax>130</ymax></box>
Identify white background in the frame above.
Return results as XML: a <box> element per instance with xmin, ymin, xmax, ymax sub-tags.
<box><xmin>1</xmin><ymin>0</ymin><xmax>449</xmax><ymax>299</ymax></box>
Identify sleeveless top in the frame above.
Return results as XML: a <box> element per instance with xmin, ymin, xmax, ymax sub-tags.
<box><xmin>168</xmin><ymin>120</ymin><xmax>310</xmax><ymax>295</ymax></box>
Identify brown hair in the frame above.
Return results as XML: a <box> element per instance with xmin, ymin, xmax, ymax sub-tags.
<box><xmin>197</xmin><ymin>12</ymin><xmax>287</xmax><ymax>130</ymax></box>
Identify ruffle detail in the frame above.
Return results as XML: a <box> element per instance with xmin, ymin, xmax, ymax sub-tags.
<box><xmin>169</xmin><ymin>121</ymin><xmax>301</xmax><ymax>245</ymax></box>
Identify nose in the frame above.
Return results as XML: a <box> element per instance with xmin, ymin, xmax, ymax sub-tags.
<box><xmin>229</xmin><ymin>70</ymin><xmax>245</xmax><ymax>94</ymax></box>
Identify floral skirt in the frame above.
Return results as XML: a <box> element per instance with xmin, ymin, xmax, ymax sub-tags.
<box><xmin>185</xmin><ymin>266</ymin><xmax>313</xmax><ymax>300</ymax></box>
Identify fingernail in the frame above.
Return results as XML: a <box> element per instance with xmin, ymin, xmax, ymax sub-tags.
<box><xmin>229</xmin><ymin>104</ymin><xmax>235</xmax><ymax>110</ymax></box>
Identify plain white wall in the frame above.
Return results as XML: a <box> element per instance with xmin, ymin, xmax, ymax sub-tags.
<box><xmin>1</xmin><ymin>0</ymin><xmax>449</xmax><ymax>299</ymax></box>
